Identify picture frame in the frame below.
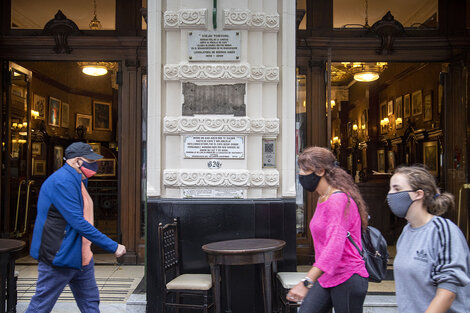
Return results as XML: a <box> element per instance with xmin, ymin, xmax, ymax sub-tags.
<box><xmin>61</xmin><ymin>102</ymin><xmax>70</xmax><ymax>128</ymax></box>
<box><xmin>33</xmin><ymin>160</ymin><xmax>46</xmax><ymax>176</ymax></box>
<box><xmin>93</xmin><ymin>100</ymin><xmax>112</xmax><ymax>131</ymax></box>
<box><xmin>96</xmin><ymin>158</ymin><xmax>116</xmax><ymax>177</ymax></box>
<box><xmin>423</xmin><ymin>141</ymin><xmax>438</xmax><ymax>176</ymax></box>
<box><xmin>76</xmin><ymin>113</ymin><xmax>92</xmax><ymax>134</ymax></box>
<box><xmin>423</xmin><ymin>93</ymin><xmax>433</xmax><ymax>121</ymax></box>
<box><xmin>377</xmin><ymin>149</ymin><xmax>385</xmax><ymax>173</ymax></box>
<box><xmin>412</xmin><ymin>90</ymin><xmax>423</xmax><ymax>116</ymax></box>
<box><xmin>395</xmin><ymin>96</ymin><xmax>403</xmax><ymax>129</ymax></box>
<box><xmin>53</xmin><ymin>146</ymin><xmax>64</xmax><ymax>171</ymax></box>
<box><xmin>48</xmin><ymin>97</ymin><xmax>61</xmax><ymax>127</ymax></box>
<box><xmin>387</xmin><ymin>150</ymin><xmax>395</xmax><ymax>172</ymax></box>
<box><xmin>33</xmin><ymin>94</ymin><xmax>46</xmax><ymax>120</ymax></box>
<box><xmin>32</xmin><ymin>142</ymin><xmax>41</xmax><ymax>156</ymax></box>
<box><xmin>89</xmin><ymin>143</ymin><xmax>101</xmax><ymax>155</ymax></box>
<box><xmin>387</xmin><ymin>100</ymin><xmax>394</xmax><ymax>115</ymax></box>
<box><xmin>403</xmin><ymin>94</ymin><xmax>411</xmax><ymax>118</ymax></box>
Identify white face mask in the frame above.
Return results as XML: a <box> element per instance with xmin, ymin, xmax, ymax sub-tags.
<box><xmin>386</xmin><ymin>190</ymin><xmax>416</xmax><ymax>218</ymax></box>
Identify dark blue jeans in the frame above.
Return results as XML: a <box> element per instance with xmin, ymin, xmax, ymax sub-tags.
<box><xmin>25</xmin><ymin>259</ymin><xmax>100</xmax><ymax>313</ymax></box>
<box><xmin>298</xmin><ymin>274</ymin><xmax>368</xmax><ymax>313</ymax></box>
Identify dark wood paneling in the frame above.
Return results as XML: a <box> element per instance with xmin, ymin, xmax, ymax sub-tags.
<box><xmin>146</xmin><ymin>199</ymin><xmax>296</xmax><ymax>313</ymax></box>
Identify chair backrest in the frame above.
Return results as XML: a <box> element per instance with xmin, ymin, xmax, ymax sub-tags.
<box><xmin>158</xmin><ymin>218</ymin><xmax>181</xmax><ymax>285</ymax></box>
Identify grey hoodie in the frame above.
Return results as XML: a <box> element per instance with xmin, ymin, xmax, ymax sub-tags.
<box><xmin>394</xmin><ymin>216</ymin><xmax>470</xmax><ymax>312</ymax></box>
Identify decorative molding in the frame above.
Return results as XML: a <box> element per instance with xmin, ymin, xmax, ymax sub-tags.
<box><xmin>164</xmin><ymin>9</ymin><xmax>208</xmax><ymax>29</ymax></box>
<box><xmin>223</xmin><ymin>9</ymin><xmax>279</xmax><ymax>32</ymax></box>
<box><xmin>163</xmin><ymin>169</ymin><xmax>280</xmax><ymax>187</ymax></box>
<box><xmin>163</xmin><ymin>116</ymin><xmax>279</xmax><ymax>136</ymax></box>
<box><xmin>163</xmin><ymin>63</ymin><xmax>279</xmax><ymax>82</ymax></box>
<box><xmin>43</xmin><ymin>10</ymin><xmax>79</xmax><ymax>54</ymax></box>
<box><xmin>370</xmin><ymin>11</ymin><xmax>405</xmax><ymax>55</ymax></box>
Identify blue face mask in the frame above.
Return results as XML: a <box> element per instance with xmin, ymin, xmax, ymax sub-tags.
<box><xmin>80</xmin><ymin>160</ymin><xmax>99</xmax><ymax>178</ymax></box>
<box><xmin>386</xmin><ymin>190</ymin><xmax>416</xmax><ymax>218</ymax></box>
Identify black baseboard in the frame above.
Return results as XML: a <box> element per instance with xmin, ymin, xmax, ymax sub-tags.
<box><xmin>146</xmin><ymin>198</ymin><xmax>297</xmax><ymax>313</ymax></box>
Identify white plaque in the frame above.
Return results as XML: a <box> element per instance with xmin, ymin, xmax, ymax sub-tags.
<box><xmin>182</xmin><ymin>188</ymin><xmax>246</xmax><ymax>199</ymax></box>
<box><xmin>184</xmin><ymin>135</ymin><xmax>245</xmax><ymax>159</ymax></box>
<box><xmin>188</xmin><ymin>31</ymin><xmax>240</xmax><ymax>61</ymax></box>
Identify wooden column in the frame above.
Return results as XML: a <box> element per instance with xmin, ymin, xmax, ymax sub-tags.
<box><xmin>307</xmin><ymin>60</ymin><xmax>327</xmax><ymax>147</ymax></box>
<box><xmin>119</xmin><ymin>59</ymin><xmax>143</xmax><ymax>264</ymax></box>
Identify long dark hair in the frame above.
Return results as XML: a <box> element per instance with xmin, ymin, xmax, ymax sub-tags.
<box><xmin>298</xmin><ymin>146</ymin><xmax>369</xmax><ymax>231</ymax></box>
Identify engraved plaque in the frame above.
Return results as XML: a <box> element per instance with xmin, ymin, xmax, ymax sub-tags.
<box><xmin>188</xmin><ymin>31</ymin><xmax>240</xmax><ymax>61</ymax></box>
<box><xmin>183</xmin><ymin>82</ymin><xmax>246</xmax><ymax>116</ymax></box>
<box><xmin>184</xmin><ymin>135</ymin><xmax>245</xmax><ymax>159</ymax></box>
<box><xmin>182</xmin><ymin>188</ymin><xmax>246</xmax><ymax>199</ymax></box>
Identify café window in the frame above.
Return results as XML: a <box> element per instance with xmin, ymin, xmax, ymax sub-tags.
<box><xmin>11</xmin><ymin>0</ymin><xmax>116</xmax><ymax>30</ymax></box>
<box><xmin>333</xmin><ymin>0</ymin><xmax>438</xmax><ymax>29</ymax></box>
<box><xmin>295</xmin><ymin>69</ymin><xmax>307</xmax><ymax>237</ymax></box>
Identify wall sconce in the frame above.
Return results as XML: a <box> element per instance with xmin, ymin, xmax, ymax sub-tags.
<box><xmin>31</xmin><ymin>110</ymin><xmax>40</xmax><ymax>118</ymax></box>
<box><xmin>361</xmin><ymin>124</ymin><xmax>366</xmax><ymax>130</ymax></box>
<box><xmin>331</xmin><ymin>136</ymin><xmax>341</xmax><ymax>148</ymax></box>
<box><xmin>352</xmin><ymin>123</ymin><xmax>358</xmax><ymax>131</ymax></box>
<box><xmin>395</xmin><ymin>117</ymin><xmax>402</xmax><ymax>128</ymax></box>
<box><xmin>380</xmin><ymin>117</ymin><xmax>390</xmax><ymax>127</ymax></box>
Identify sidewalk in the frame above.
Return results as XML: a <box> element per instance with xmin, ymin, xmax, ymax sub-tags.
<box><xmin>14</xmin><ymin>255</ymin><xmax>145</xmax><ymax>313</ymax></box>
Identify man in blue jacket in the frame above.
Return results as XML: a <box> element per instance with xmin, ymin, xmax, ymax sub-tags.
<box><xmin>26</xmin><ymin>142</ymin><xmax>126</xmax><ymax>313</ymax></box>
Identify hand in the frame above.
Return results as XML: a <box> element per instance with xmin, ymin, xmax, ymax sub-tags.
<box><xmin>286</xmin><ymin>282</ymin><xmax>309</xmax><ymax>303</ymax></box>
<box><xmin>114</xmin><ymin>244</ymin><xmax>126</xmax><ymax>258</ymax></box>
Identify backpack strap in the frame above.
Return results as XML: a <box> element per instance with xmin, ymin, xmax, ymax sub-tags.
<box><xmin>347</xmin><ymin>231</ymin><xmax>365</xmax><ymax>259</ymax></box>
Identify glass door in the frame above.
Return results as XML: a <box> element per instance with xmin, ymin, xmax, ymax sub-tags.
<box><xmin>1</xmin><ymin>62</ymin><xmax>34</xmax><ymax>239</ymax></box>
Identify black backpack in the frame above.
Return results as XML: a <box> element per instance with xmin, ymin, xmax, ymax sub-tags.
<box><xmin>347</xmin><ymin>226</ymin><xmax>389</xmax><ymax>282</ymax></box>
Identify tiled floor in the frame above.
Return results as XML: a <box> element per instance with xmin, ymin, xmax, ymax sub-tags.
<box><xmin>14</xmin><ymin>255</ymin><xmax>145</xmax><ymax>313</ymax></box>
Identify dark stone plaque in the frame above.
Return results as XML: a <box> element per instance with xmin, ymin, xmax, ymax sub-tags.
<box><xmin>182</xmin><ymin>82</ymin><xmax>246</xmax><ymax>116</ymax></box>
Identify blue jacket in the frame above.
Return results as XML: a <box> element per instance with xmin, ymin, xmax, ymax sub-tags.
<box><xmin>30</xmin><ymin>164</ymin><xmax>118</xmax><ymax>269</ymax></box>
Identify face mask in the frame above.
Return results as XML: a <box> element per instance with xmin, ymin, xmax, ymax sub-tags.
<box><xmin>80</xmin><ymin>160</ymin><xmax>99</xmax><ymax>178</ymax></box>
<box><xmin>299</xmin><ymin>172</ymin><xmax>322</xmax><ymax>192</ymax></box>
<box><xmin>386</xmin><ymin>190</ymin><xmax>416</xmax><ymax>218</ymax></box>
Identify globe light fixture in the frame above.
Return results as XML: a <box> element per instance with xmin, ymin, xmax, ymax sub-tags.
<box><xmin>81</xmin><ymin>65</ymin><xmax>108</xmax><ymax>76</ymax></box>
<box><xmin>354</xmin><ymin>71</ymin><xmax>380</xmax><ymax>82</ymax></box>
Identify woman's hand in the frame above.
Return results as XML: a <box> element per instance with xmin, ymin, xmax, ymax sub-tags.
<box><xmin>286</xmin><ymin>282</ymin><xmax>309</xmax><ymax>303</ymax></box>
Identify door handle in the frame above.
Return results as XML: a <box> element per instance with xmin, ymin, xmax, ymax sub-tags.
<box><xmin>20</xmin><ymin>180</ymin><xmax>35</xmax><ymax>236</ymax></box>
<box><xmin>14</xmin><ymin>179</ymin><xmax>26</xmax><ymax>234</ymax></box>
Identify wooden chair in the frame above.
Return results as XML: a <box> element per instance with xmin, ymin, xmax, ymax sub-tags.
<box><xmin>158</xmin><ymin>218</ymin><xmax>214</xmax><ymax>313</ymax></box>
<box><xmin>275</xmin><ymin>272</ymin><xmax>308</xmax><ymax>313</ymax></box>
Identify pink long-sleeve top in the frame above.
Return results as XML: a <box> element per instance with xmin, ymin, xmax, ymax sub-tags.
<box><xmin>310</xmin><ymin>191</ymin><xmax>368</xmax><ymax>288</ymax></box>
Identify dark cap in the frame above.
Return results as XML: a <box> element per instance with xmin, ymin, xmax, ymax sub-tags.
<box><xmin>65</xmin><ymin>142</ymin><xmax>103</xmax><ymax>160</ymax></box>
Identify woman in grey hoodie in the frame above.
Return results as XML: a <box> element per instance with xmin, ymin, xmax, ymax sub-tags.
<box><xmin>387</xmin><ymin>165</ymin><xmax>470</xmax><ymax>313</ymax></box>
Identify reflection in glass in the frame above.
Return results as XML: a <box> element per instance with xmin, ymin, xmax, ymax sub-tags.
<box><xmin>297</xmin><ymin>0</ymin><xmax>307</xmax><ymax>30</ymax></box>
<box><xmin>296</xmin><ymin>70</ymin><xmax>307</xmax><ymax>237</ymax></box>
<box><xmin>333</xmin><ymin>0</ymin><xmax>438</xmax><ymax>29</ymax></box>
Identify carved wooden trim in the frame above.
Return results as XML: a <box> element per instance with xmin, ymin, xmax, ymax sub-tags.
<box><xmin>223</xmin><ymin>9</ymin><xmax>279</xmax><ymax>32</ymax></box>
<box><xmin>370</xmin><ymin>11</ymin><xmax>405</xmax><ymax>55</ymax></box>
<box><xmin>163</xmin><ymin>116</ymin><xmax>279</xmax><ymax>136</ymax></box>
<box><xmin>163</xmin><ymin>63</ymin><xmax>279</xmax><ymax>82</ymax></box>
<box><xmin>164</xmin><ymin>9</ymin><xmax>208</xmax><ymax>30</ymax></box>
<box><xmin>42</xmin><ymin>10</ymin><xmax>79</xmax><ymax>54</ymax></box>
<box><xmin>163</xmin><ymin>169</ymin><xmax>280</xmax><ymax>187</ymax></box>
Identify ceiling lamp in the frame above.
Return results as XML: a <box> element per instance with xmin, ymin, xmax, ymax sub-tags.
<box><xmin>354</xmin><ymin>71</ymin><xmax>380</xmax><ymax>82</ymax></box>
<box><xmin>89</xmin><ymin>0</ymin><xmax>102</xmax><ymax>30</ymax></box>
<box><xmin>349</xmin><ymin>62</ymin><xmax>388</xmax><ymax>82</ymax></box>
<box><xmin>82</xmin><ymin>65</ymin><xmax>108</xmax><ymax>76</ymax></box>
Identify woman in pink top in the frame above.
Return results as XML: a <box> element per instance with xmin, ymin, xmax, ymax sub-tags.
<box><xmin>287</xmin><ymin>147</ymin><xmax>369</xmax><ymax>313</ymax></box>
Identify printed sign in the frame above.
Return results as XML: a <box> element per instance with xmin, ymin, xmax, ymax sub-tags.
<box><xmin>184</xmin><ymin>135</ymin><xmax>245</xmax><ymax>159</ymax></box>
<box><xmin>188</xmin><ymin>31</ymin><xmax>240</xmax><ymax>61</ymax></box>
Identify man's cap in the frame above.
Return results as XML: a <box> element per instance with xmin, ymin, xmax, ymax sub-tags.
<box><xmin>65</xmin><ymin>142</ymin><xmax>103</xmax><ymax>160</ymax></box>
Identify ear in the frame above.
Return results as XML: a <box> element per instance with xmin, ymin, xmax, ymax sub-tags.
<box><xmin>316</xmin><ymin>168</ymin><xmax>326</xmax><ymax>177</ymax></box>
<box><xmin>413</xmin><ymin>189</ymin><xmax>425</xmax><ymax>201</ymax></box>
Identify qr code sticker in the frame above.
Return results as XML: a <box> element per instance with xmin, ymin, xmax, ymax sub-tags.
<box><xmin>265</xmin><ymin>143</ymin><xmax>274</xmax><ymax>153</ymax></box>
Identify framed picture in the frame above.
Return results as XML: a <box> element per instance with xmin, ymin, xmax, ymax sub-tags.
<box><xmin>395</xmin><ymin>96</ymin><xmax>403</xmax><ymax>129</ymax></box>
<box><xmin>423</xmin><ymin>141</ymin><xmax>438</xmax><ymax>176</ymax></box>
<box><xmin>93</xmin><ymin>100</ymin><xmax>112</xmax><ymax>131</ymax></box>
<box><xmin>377</xmin><ymin>149</ymin><xmax>385</xmax><ymax>173</ymax></box>
<box><xmin>61</xmin><ymin>102</ymin><xmax>70</xmax><ymax>128</ymax></box>
<box><xmin>76</xmin><ymin>114</ymin><xmax>92</xmax><ymax>134</ymax></box>
<box><xmin>387</xmin><ymin>100</ymin><xmax>394</xmax><ymax>115</ymax></box>
<box><xmin>423</xmin><ymin>93</ymin><xmax>432</xmax><ymax>121</ymax></box>
<box><xmin>32</xmin><ymin>142</ymin><xmax>41</xmax><ymax>155</ymax></box>
<box><xmin>404</xmin><ymin>94</ymin><xmax>411</xmax><ymax>118</ymax></box>
<box><xmin>53</xmin><ymin>146</ymin><xmax>64</xmax><ymax>171</ymax></box>
<box><xmin>33</xmin><ymin>160</ymin><xmax>46</xmax><ymax>176</ymax></box>
<box><xmin>387</xmin><ymin>150</ymin><xmax>395</xmax><ymax>172</ymax></box>
<box><xmin>89</xmin><ymin>143</ymin><xmax>101</xmax><ymax>155</ymax></box>
<box><xmin>412</xmin><ymin>90</ymin><xmax>423</xmax><ymax>116</ymax></box>
<box><xmin>96</xmin><ymin>158</ymin><xmax>116</xmax><ymax>177</ymax></box>
<box><xmin>33</xmin><ymin>94</ymin><xmax>46</xmax><ymax>120</ymax></box>
<box><xmin>48</xmin><ymin>97</ymin><xmax>61</xmax><ymax>127</ymax></box>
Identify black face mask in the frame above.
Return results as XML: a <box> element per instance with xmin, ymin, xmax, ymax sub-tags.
<box><xmin>299</xmin><ymin>172</ymin><xmax>321</xmax><ymax>192</ymax></box>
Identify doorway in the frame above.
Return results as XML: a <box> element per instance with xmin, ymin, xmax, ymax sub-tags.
<box><xmin>1</xmin><ymin>61</ymin><xmax>120</xmax><ymax>254</ymax></box>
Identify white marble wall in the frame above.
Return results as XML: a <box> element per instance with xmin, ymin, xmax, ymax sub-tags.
<box><xmin>147</xmin><ymin>0</ymin><xmax>296</xmax><ymax>199</ymax></box>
